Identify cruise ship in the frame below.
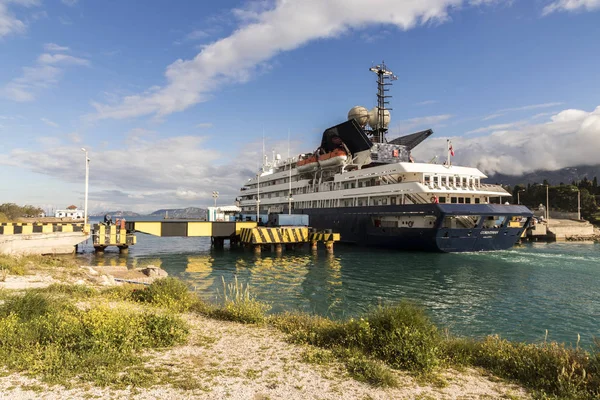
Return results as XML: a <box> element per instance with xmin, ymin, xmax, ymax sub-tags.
<box><xmin>237</xmin><ymin>63</ymin><xmax>533</xmax><ymax>252</ymax></box>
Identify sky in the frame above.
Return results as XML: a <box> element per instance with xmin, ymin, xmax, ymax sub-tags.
<box><xmin>0</xmin><ymin>0</ymin><xmax>599</xmax><ymax>213</ymax></box>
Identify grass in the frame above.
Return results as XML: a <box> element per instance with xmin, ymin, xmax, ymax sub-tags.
<box><xmin>3</xmin><ymin>258</ymin><xmax>600</xmax><ymax>397</ymax></box>
<box><xmin>0</xmin><ymin>254</ymin><xmax>78</xmax><ymax>277</ymax></box>
<box><xmin>0</xmin><ymin>291</ymin><xmax>188</xmax><ymax>387</ymax></box>
<box><xmin>204</xmin><ymin>276</ymin><xmax>271</xmax><ymax>324</ymax></box>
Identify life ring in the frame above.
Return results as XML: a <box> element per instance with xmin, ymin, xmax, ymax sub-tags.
<box><xmin>430</xmin><ymin>196</ymin><xmax>438</xmax><ymax>204</ymax></box>
<box><xmin>408</xmin><ymin>221</ymin><xmax>414</xmax><ymax>228</ymax></box>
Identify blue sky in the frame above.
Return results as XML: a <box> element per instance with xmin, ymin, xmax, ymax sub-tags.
<box><xmin>1</xmin><ymin>0</ymin><xmax>599</xmax><ymax>213</ymax></box>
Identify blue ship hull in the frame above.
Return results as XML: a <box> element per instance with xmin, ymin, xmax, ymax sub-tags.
<box><xmin>295</xmin><ymin>204</ymin><xmax>533</xmax><ymax>253</ymax></box>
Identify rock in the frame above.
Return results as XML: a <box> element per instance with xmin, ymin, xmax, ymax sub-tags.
<box><xmin>81</xmin><ymin>266</ymin><xmax>99</xmax><ymax>275</ymax></box>
<box><xmin>138</xmin><ymin>266</ymin><xmax>168</xmax><ymax>278</ymax></box>
<box><xmin>74</xmin><ymin>279</ymin><xmax>86</xmax><ymax>285</ymax></box>
<box><xmin>99</xmin><ymin>274</ymin><xmax>115</xmax><ymax>286</ymax></box>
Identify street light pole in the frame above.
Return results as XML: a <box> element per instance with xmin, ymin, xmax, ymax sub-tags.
<box><xmin>81</xmin><ymin>148</ymin><xmax>89</xmax><ymax>227</ymax></box>
<box><xmin>545</xmin><ymin>184</ymin><xmax>549</xmax><ymax>220</ymax></box>
<box><xmin>577</xmin><ymin>189</ymin><xmax>581</xmax><ymax>220</ymax></box>
<box><xmin>517</xmin><ymin>189</ymin><xmax>525</xmax><ymax>205</ymax></box>
<box><xmin>212</xmin><ymin>191</ymin><xmax>219</xmax><ymax>208</ymax></box>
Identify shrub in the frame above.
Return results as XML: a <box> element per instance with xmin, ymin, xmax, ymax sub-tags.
<box><xmin>130</xmin><ymin>277</ymin><xmax>195</xmax><ymax>312</ymax></box>
<box><xmin>273</xmin><ymin>302</ymin><xmax>441</xmax><ymax>373</ymax></box>
<box><xmin>209</xmin><ymin>276</ymin><xmax>270</xmax><ymax>324</ymax></box>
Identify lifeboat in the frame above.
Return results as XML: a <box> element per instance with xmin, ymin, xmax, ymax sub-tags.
<box><xmin>297</xmin><ymin>154</ymin><xmax>319</xmax><ymax>172</ymax></box>
<box><xmin>318</xmin><ymin>148</ymin><xmax>348</xmax><ymax>168</ymax></box>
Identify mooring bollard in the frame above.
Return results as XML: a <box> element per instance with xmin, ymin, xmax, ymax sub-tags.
<box><xmin>326</xmin><ymin>240</ymin><xmax>334</xmax><ymax>254</ymax></box>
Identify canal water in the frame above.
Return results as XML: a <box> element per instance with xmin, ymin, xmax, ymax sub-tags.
<box><xmin>77</xmin><ymin>236</ymin><xmax>599</xmax><ymax>346</ymax></box>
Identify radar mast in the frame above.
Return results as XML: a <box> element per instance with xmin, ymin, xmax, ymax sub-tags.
<box><xmin>369</xmin><ymin>62</ymin><xmax>397</xmax><ymax>143</ymax></box>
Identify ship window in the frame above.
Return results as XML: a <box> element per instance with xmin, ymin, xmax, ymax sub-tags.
<box><xmin>475</xmin><ymin>198</ymin><xmax>481</xmax><ymax>204</ymax></box>
<box><xmin>462</xmin><ymin>177</ymin><xmax>467</xmax><ymax>187</ymax></box>
<box><xmin>382</xmin><ymin>198</ymin><xmax>388</xmax><ymax>205</ymax></box>
<box><xmin>358</xmin><ymin>182</ymin><xmax>363</xmax><ymax>188</ymax></box>
<box><xmin>358</xmin><ymin>200</ymin><xmax>363</xmax><ymax>206</ymax></box>
<box><xmin>458</xmin><ymin>197</ymin><xmax>465</xmax><ymax>204</ymax></box>
<box><xmin>466</xmin><ymin>198</ymin><xmax>471</xmax><ymax>204</ymax></box>
<box><xmin>351</xmin><ymin>183</ymin><xmax>355</xmax><ymax>189</ymax></box>
<box><xmin>441</xmin><ymin>177</ymin><xmax>447</xmax><ymax>186</ymax></box>
<box><xmin>391</xmin><ymin>197</ymin><xmax>396</xmax><ymax>205</ymax></box>
<box><xmin>451</xmin><ymin>197</ymin><xmax>458</xmax><ymax>204</ymax></box>
<box><xmin>424</xmin><ymin>175</ymin><xmax>431</xmax><ymax>185</ymax></box>
<box><xmin>438</xmin><ymin>196</ymin><xmax>446</xmax><ymax>204</ymax></box>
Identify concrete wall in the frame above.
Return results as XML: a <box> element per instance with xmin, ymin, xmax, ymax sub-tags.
<box><xmin>0</xmin><ymin>232</ymin><xmax>89</xmax><ymax>255</ymax></box>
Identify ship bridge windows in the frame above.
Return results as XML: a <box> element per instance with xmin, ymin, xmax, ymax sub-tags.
<box><xmin>443</xmin><ymin>215</ymin><xmax>481</xmax><ymax>229</ymax></box>
<box><xmin>424</xmin><ymin>175</ymin><xmax>431</xmax><ymax>185</ymax></box>
<box><xmin>482</xmin><ymin>216</ymin><xmax>507</xmax><ymax>229</ymax></box>
<box><xmin>441</xmin><ymin>176</ymin><xmax>448</xmax><ymax>187</ymax></box>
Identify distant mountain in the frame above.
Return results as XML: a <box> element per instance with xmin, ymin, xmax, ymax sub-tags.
<box><xmin>488</xmin><ymin>165</ymin><xmax>600</xmax><ymax>187</ymax></box>
<box><xmin>90</xmin><ymin>210</ymin><xmax>141</xmax><ymax>217</ymax></box>
<box><xmin>149</xmin><ymin>207</ymin><xmax>207</xmax><ymax>219</ymax></box>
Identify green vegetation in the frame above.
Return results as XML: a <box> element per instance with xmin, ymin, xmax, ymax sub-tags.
<box><xmin>0</xmin><ymin>203</ymin><xmax>44</xmax><ymax>221</ymax></box>
<box><xmin>510</xmin><ymin>181</ymin><xmax>599</xmax><ymax>222</ymax></box>
<box><xmin>206</xmin><ymin>276</ymin><xmax>271</xmax><ymax>324</ymax></box>
<box><xmin>130</xmin><ymin>277</ymin><xmax>195</xmax><ymax>311</ymax></box>
<box><xmin>271</xmin><ymin>302</ymin><xmax>600</xmax><ymax>398</ymax></box>
<box><xmin>2</xmin><ymin>266</ymin><xmax>599</xmax><ymax>398</ymax></box>
<box><xmin>0</xmin><ymin>291</ymin><xmax>188</xmax><ymax>387</ymax></box>
<box><xmin>0</xmin><ymin>254</ymin><xmax>77</xmax><ymax>276</ymax></box>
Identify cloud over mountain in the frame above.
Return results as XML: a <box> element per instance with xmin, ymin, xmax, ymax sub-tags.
<box><xmin>413</xmin><ymin>106</ymin><xmax>600</xmax><ymax>176</ymax></box>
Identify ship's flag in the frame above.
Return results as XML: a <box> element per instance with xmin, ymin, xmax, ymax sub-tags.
<box><xmin>449</xmin><ymin>142</ymin><xmax>455</xmax><ymax>157</ymax></box>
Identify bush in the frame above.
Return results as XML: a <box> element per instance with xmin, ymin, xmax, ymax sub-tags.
<box><xmin>130</xmin><ymin>277</ymin><xmax>195</xmax><ymax>312</ymax></box>
<box><xmin>0</xmin><ymin>292</ymin><xmax>188</xmax><ymax>386</ymax></box>
<box><xmin>208</xmin><ymin>276</ymin><xmax>270</xmax><ymax>324</ymax></box>
<box><xmin>462</xmin><ymin>335</ymin><xmax>595</xmax><ymax>399</ymax></box>
<box><xmin>273</xmin><ymin>302</ymin><xmax>441</xmax><ymax>373</ymax></box>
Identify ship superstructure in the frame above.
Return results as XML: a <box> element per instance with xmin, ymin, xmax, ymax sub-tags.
<box><xmin>237</xmin><ymin>63</ymin><xmax>532</xmax><ymax>252</ymax></box>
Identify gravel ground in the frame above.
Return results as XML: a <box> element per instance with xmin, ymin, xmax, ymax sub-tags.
<box><xmin>0</xmin><ymin>312</ymin><xmax>530</xmax><ymax>400</ymax></box>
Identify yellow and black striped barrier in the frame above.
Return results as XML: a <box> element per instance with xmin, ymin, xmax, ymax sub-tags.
<box><xmin>0</xmin><ymin>222</ymin><xmax>87</xmax><ymax>235</ymax></box>
<box><xmin>308</xmin><ymin>232</ymin><xmax>341</xmax><ymax>243</ymax></box>
<box><xmin>239</xmin><ymin>227</ymin><xmax>309</xmax><ymax>244</ymax></box>
<box><xmin>92</xmin><ymin>224</ymin><xmax>136</xmax><ymax>253</ymax></box>
<box><xmin>239</xmin><ymin>227</ymin><xmax>339</xmax><ymax>253</ymax></box>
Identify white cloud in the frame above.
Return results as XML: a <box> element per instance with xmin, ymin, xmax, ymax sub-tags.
<box><xmin>465</xmin><ymin>120</ymin><xmax>527</xmax><ymax>135</ymax></box>
<box><xmin>40</xmin><ymin>117</ymin><xmax>59</xmax><ymax>128</ymax></box>
<box><xmin>481</xmin><ymin>113</ymin><xmax>504</xmax><ymax>121</ymax></box>
<box><xmin>196</xmin><ymin>122</ymin><xmax>213</xmax><ymax>129</ymax></box>
<box><xmin>413</xmin><ymin>106</ymin><xmax>600</xmax><ymax>176</ymax></box>
<box><xmin>543</xmin><ymin>0</ymin><xmax>600</xmax><ymax>15</ymax></box>
<box><xmin>394</xmin><ymin>114</ymin><xmax>453</xmax><ymax>133</ymax></box>
<box><xmin>0</xmin><ymin>134</ymin><xmax>305</xmax><ymax>211</ymax></box>
<box><xmin>44</xmin><ymin>43</ymin><xmax>70</xmax><ymax>52</ymax></box>
<box><xmin>91</xmin><ymin>0</ymin><xmax>505</xmax><ymax>120</ymax></box>
<box><xmin>0</xmin><ymin>0</ymin><xmax>39</xmax><ymax>38</ymax></box>
<box><xmin>1</xmin><ymin>46</ymin><xmax>90</xmax><ymax>102</ymax></box>
<box><xmin>186</xmin><ymin>29</ymin><xmax>209</xmax><ymax>41</ymax></box>
<box><xmin>415</xmin><ymin>100</ymin><xmax>438</xmax><ymax>106</ymax></box>
<box><xmin>497</xmin><ymin>102</ymin><xmax>564</xmax><ymax>113</ymax></box>
<box><xmin>37</xmin><ymin>53</ymin><xmax>89</xmax><ymax>66</ymax></box>
<box><xmin>61</xmin><ymin>0</ymin><xmax>78</xmax><ymax>6</ymax></box>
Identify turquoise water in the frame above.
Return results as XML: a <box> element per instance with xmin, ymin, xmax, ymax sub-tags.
<box><xmin>78</xmin><ymin>236</ymin><xmax>600</xmax><ymax>346</ymax></box>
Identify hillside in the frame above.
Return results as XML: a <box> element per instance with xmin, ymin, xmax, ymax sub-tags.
<box><xmin>149</xmin><ymin>207</ymin><xmax>207</xmax><ymax>219</ymax></box>
<box><xmin>488</xmin><ymin>165</ymin><xmax>600</xmax><ymax>186</ymax></box>
<box><xmin>90</xmin><ymin>211</ymin><xmax>141</xmax><ymax>217</ymax></box>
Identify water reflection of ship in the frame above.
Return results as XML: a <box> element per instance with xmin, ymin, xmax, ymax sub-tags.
<box><xmin>300</xmin><ymin>254</ymin><xmax>344</xmax><ymax>316</ymax></box>
<box><xmin>181</xmin><ymin>251</ymin><xmax>344</xmax><ymax>315</ymax></box>
<box><xmin>185</xmin><ymin>255</ymin><xmax>216</xmax><ymax>294</ymax></box>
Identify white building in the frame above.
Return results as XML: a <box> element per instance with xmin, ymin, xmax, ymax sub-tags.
<box><xmin>55</xmin><ymin>207</ymin><xmax>84</xmax><ymax>220</ymax></box>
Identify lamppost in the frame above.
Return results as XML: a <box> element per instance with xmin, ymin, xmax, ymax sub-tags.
<box><xmin>81</xmin><ymin>148</ymin><xmax>89</xmax><ymax>227</ymax></box>
<box><xmin>517</xmin><ymin>189</ymin><xmax>525</xmax><ymax>205</ymax></box>
<box><xmin>545</xmin><ymin>184</ymin><xmax>549</xmax><ymax>220</ymax></box>
<box><xmin>574</xmin><ymin>188</ymin><xmax>581</xmax><ymax>220</ymax></box>
<box><xmin>212</xmin><ymin>191</ymin><xmax>219</xmax><ymax>208</ymax></box>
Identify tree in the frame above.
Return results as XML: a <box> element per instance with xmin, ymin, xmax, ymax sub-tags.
<box><xmin>0</xmin><ymin>203</ymin><xmax>44</xmax><ymax>221</ymax></box>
